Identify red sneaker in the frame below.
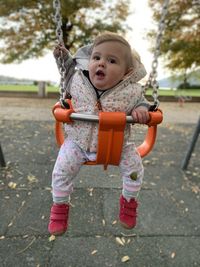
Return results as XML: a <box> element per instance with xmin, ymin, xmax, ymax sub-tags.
<box><xmin>119</xmin><ymin>195</ymin><xmax>138</xmax><ymax>229</ymax></box>
<box><xmin>48</xmin><ymin>203</ymin><xmax>69</xmax><ymax>235</ymax></box>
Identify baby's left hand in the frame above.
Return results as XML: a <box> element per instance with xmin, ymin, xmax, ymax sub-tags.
<box><xmin>131</xmin><ymin>106</ymin><xmax>150</xmax><ymax>124</ymax></box>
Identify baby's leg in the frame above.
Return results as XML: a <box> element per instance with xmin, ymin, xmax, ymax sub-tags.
<box><xmin>52</xmin><ymin>139</ymin><xmax>87</xmax><ymax>203</ymax></box>
<box><xmin>49</xmin><ymin>140</ymin><xmax>88</xmax><ymax>235</ymax></box>
<box><xmin>119</xmin><ymin>143</ymin><xmax>144</xmax><ymax>200</ymax></box>
<box><xmin>118</xmin><ymin>143</ymin><xmax>144</xmax><ymax>229</ymax></box>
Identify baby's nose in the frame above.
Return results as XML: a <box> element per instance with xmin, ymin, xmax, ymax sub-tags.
<box><xmin>98</xmin><ymin>58</ymin><xmax>105</xmax><ymax>67</ymax></box>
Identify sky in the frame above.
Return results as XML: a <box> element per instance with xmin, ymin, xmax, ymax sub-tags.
<box><xmin>0</xmin><ymin>0</ymin><xmax>167</xmax><ymax>83</ymax></box>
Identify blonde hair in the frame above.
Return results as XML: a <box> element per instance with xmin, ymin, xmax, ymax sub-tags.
<box><xmin>92</xmin><ymin>31</ymin><xmax>141</xmax><ymax>71</ymax></box>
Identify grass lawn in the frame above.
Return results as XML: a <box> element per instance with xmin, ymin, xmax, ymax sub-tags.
<box><xmin>0</xmin><ymin>84</ymin><xmax>200</xmax><ymax>97</ymax></box>
<box><xmin>146</xmin><ymin>88</ymin><xmax>200</xmax><ymax>97</ymax></box>
<box><xmin>0</xmin><ymin>84</ymin><xmax>58</xmax><ymax>93</ymax></box>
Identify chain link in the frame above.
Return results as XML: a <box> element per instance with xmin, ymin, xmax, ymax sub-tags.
<box><xmin>144</xmin><ymin>0</ymin><xmax>170</xmax><ymax>108</ymax></box>
<box><xmin>53</xmin><ymin>0</ymin><xmax>70</xmax><ymax>104</ymax></box>
<box><xmin>53</xmin><ymin>0</ymin><xmax>63</xmax><ymax>44</ymax></box>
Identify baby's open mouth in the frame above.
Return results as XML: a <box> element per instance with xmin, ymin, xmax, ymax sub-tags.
<box><xmin>96</xmin><ymin>70</ymin><xmax>105</xmax><ymax>77</ymax></box>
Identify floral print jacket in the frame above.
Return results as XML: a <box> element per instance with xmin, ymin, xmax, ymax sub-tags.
<box><xmin>63</xmin><ymin>69</ymin><xmax>150</xmax><ymax>152</ymax></box>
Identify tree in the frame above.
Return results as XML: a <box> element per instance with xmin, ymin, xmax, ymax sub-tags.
<box><xmin>148</xmin><ymin>0</ymin><xmax>200</xmax><ymax>76</ymax></box>
<box><xmin>0</xmin><ymin>0</ymin><xmax>130</xmax><ymax>63</ymax></box>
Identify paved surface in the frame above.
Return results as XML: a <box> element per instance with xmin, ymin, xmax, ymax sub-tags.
<box><xmin>0</xmin><ymin>97</ymin><xmax>200</xmax><ymax>266</ymax></box>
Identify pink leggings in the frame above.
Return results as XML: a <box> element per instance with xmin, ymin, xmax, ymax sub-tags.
<box><xmin>52</xmin><ymin>139</ymin><xmax>144</xmax><ymax>203</ymax></box>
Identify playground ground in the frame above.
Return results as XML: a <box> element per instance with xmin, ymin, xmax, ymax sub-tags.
<box><xmin>0</xmin><ymin>97</ymin><xmax>200</xmax><ymax>266</ymax></box>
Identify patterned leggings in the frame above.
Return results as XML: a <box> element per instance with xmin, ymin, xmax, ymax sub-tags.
<box><xmin>52</xmin><ymin>139</ymin><xmax>144</xmax><ymax>203</ymax></box>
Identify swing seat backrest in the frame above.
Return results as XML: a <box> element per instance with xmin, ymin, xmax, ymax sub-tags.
<box><xmin>52</xmin><ymin>101</ymin><xmax>163</xmax><ymax>169</ymax></box>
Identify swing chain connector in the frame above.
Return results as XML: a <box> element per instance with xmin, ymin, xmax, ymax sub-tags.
<box><xmin>144</xmin><ymin>0</ymin><xmax>170</xmax><ymax>109</ymax></box>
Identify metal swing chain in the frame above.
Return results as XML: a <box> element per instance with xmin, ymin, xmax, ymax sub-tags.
<box><xmin>53</xmin><ymin>0</ymin><xmax>71</xmax><ymax>107</ymax></box>
<box><xmin>53</xmin><ymin>0</ymin><xmax>63</xmax><ymax>44</ymax></box>
<box><xmin>144</xmin><ymin>0</ymin><xmax>170</xmax><ymax>109</ymax></box>
<box><xmin>53</xmin><ymin>0</ymin><xmax>169</xmax><ymax>109</ymax></box>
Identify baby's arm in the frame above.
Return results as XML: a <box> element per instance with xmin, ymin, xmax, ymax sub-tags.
<box><xmin>131</xmin><ymin>90</ymin><xmax>150</xmax><ymax>124</ymax></box>
<box><xmin>53</xmin><ymin>43</ymin><xmax>69</xmax><ymax>59</ymax></box>
<box><xmin>53</xmin><ymin>43</ymin><xmax>76</xmax><ymax>87</ymax></box>
<box><xmin>131</xmin><ymin>106</ymin><xmax>150</xmax><ymax>124</ymax></box>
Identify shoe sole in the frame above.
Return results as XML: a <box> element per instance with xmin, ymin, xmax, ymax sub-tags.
<box><xmin>49</xmin><ymin>230</ymin><xmax>66</xmax><ymax>236</ymax></box>
<box><xmin>120</xmin><ymin>221</ymin><xmax>135</xmax><ymax>229</ymax></box>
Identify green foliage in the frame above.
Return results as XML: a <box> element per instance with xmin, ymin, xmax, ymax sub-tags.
<box><xmin>0</xmin><ymin>0</ymin><xmax>130</xmax><ymax>63</ymax></box>
<box><xmin>148</xmin><ymin>0</ymin><xmax>200</xmax><ymax>74</ymax></box>
<box><xmin>178</xmin><ymin>83</ymin><xmax>200</xmax><ymax>90</ymax></box>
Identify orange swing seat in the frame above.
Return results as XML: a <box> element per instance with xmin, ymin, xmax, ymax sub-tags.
<box><xmin>52</xmin><ymin>100</ymin><xmax>163</xmax><ymax>169</ymax></box>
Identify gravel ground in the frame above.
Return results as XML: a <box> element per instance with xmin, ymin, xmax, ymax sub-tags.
<box><xmin>0</xmin><ymin>98</ymin><xmax>200</xmax><ymax>267</ymax></box>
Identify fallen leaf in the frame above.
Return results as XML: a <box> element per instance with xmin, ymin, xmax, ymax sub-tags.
<box><xmin>191</xmin><ymin>185</ymin><xmax>200</xmax><ymax>194</ymax></box>
<box><xmin>109</xmin><ymin>174</ymin><xmax>117</xmax><ymax>177</ymax></box>
<box><xmin>27</xmin><ymin>174</ymin><xmax>38</xmax><ymax>183</ymax></box>
<box><xmin>8</xmin><ymin>222</ymin><xmax>13</xmax><ymax>227</ymax></box>
<box><xmin>116</xmin><ymin>237</ymin><xmax>125</xmax><ymax>246</ymax></box>
<box><xmin>171</xmin><ymin>252</ymin><xmax>176</xmax><ymax>259</ymax></box>
<box><xmin>143</xmin><ymin>160</ymin><xmax>150</xmax><ymax>165</ymax></box>
<box><xmin>8</xmin><ymin>182</ymin><xmax>17</xmax><ymax>189</ymax></box>
<box><xmin>88</xmin><ymin>188</ymin><xmax>94</xmax><ymax>196</ymax></box>
<box><xmin>121</xmin><ymin>255</ymin><xmax>130</xmax><ymax>262</ymax></box>
<box><xmin>45</xmin><ymin>187</ymin><xmax>52</xmax><ymax>191</ymax></box>
<box><xmin>49</xmin><ymin>235</ymin><xmax>56</xmax><ymax>242</ymax></box>
<box><xmin>121</xmin><ymin>237</ymin><xmax>126</xmax><ymax>244</ymax></box>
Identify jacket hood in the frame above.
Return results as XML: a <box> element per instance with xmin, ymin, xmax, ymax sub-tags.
<box><xmin>74</xmin><ymin>44</ymin><xmax>147</xmax><ymax>82</ymax></box>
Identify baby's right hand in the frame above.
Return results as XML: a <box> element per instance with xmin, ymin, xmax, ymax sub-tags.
<box><xmin>53</xmin><ymin>43</ymin><xmax>68</xmax><ymax>59</ymax></box>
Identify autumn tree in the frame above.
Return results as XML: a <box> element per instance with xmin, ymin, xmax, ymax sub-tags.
<box><xmin>0</xmin><ymin>0</ymin><xmax>130</xmax><ymax>63</ymax></box>
<box><xmin>148</xmin><ymin>0</ymin><xmax>200</xmax><ymax>77</ymax></box>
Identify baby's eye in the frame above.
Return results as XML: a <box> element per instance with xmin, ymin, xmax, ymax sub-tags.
<box><xmin>108</xmin><ymin>58</ymin><xmax>116</xmax><ymax>64</ymax></box>
<box><xmin>93</xmin><ymin>55</ymin><xmax>100</xmax><ymax>60</ymax></box>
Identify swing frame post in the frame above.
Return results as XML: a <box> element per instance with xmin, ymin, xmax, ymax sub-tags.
<box><xmin>0</xmin><ymin>143</ymin><xmax>6</xmax><ymax>167</ymax></box>
<box><xmin>181</xmin><ymin>117</ymin><xmax>200</xmax><ymax>170</ymax></box>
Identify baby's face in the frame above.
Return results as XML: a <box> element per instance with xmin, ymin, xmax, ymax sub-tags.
<box><xmin>88</xmin><ymin>41</ymin><xmax>127</xmax><ymax>90</ymax></box>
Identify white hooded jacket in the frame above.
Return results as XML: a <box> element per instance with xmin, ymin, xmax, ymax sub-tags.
<box><xmin>56</xmin><ymin>45</ymin><xmax>150</xmax><ymax>152</ymax></box>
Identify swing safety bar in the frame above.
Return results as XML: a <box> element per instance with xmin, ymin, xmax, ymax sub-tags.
<box><xmin>54</xmin><ymin>112</ymin><xmax>161</xmax><ymax>125</ymax></box>
<box><xmin>52</xmin><ymin>102</ymin><xmax>163</xmax><ymax>169</ymax></box>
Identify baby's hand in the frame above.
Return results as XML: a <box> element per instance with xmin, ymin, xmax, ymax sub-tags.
<box><xmin>53</xmin><ymin>43</ymin><xmax>69</xmax><ymax>59</ymax></box>
<box><xmin>131</xmin><ymin>106</ymin><xmax>150</xmax><ymax>124</ymax></box>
